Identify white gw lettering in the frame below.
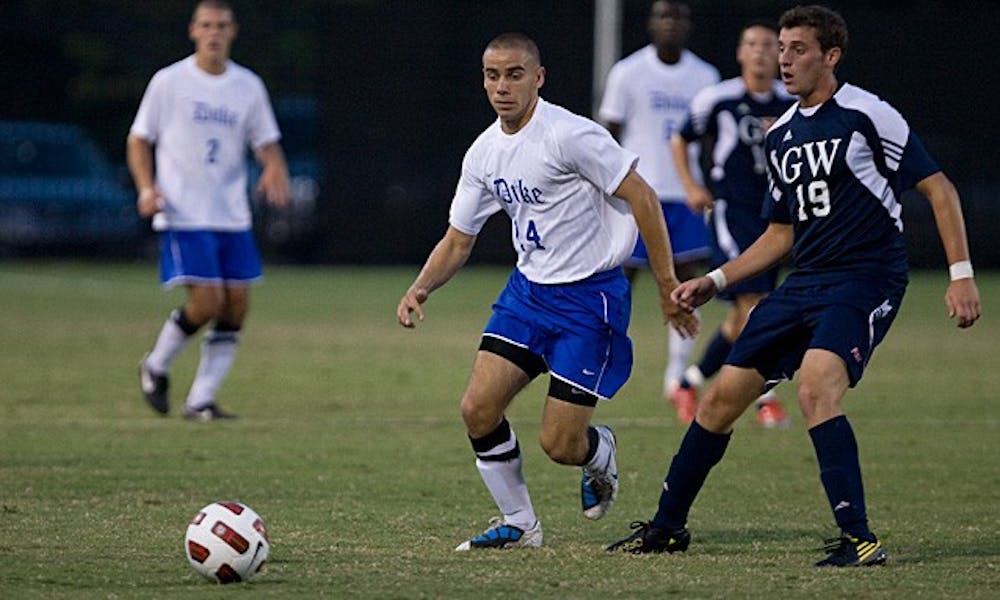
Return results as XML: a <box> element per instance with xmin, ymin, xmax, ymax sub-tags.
<box><xmin>779</xmin><ymin>138</ymin><xmax>842</xmax><ymax>183</ymax></box>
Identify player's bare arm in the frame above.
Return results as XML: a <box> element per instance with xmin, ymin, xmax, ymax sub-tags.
<box><xmin>916</xmin><ymin>171</ymin><xmax>981</xmax><ymax>328</ymax></box>
<box><xmin>670</xmin><ymin>133</ymin><xmax>713</xmax><ymax>212</ymax></box>
<box><xmin>126</xmin><ymin>134</ymin><xmax>163</xmax><ymax>217</ymax></box>
<box><xmin>397</xmin><ymin>226</ymin><xmax>477</xmax><ymax>328</ymax></box>
<box><xmin>614</xmin><ymin>168</ymin><xmax>698</xmax><ymax>338</ymax></box>
<box><xmin>254</xmin><ymin>142</ymin><xmax>291</xmax><ymax>208</ymax></box>
<box><xmin>673</xmin><ymin>222</ymin><xmax>792</xmax><ymax>310</ymax></box>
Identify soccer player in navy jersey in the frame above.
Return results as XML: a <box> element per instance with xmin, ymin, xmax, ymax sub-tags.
<box><xmin>607</xmin><ymin>5</ymin><xmax>981</xmax><ymax>566</ymax></box>
<box><xmin>397</xmin><ymin>33</ymin><xmax>696</xmax><ymax>551</ymax></box>
<box><xmin>669</xmin><ymin>20</ymin><xmax>796</xmax><ymax>427</ymax></box>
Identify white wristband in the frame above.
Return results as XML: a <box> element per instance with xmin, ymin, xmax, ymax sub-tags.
<box><xmin>706</xmin><ymin>268</ymin><xmax>727</xmax><ymax>292</ymax></box>
<box><xmin>949</xmin><ymin>260</ymin><xmax>974</xmax><ymax>281</ymax></box>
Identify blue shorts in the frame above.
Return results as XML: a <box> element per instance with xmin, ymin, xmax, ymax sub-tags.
<box><xmin>482</xmin><ymin>268</ymin><xmax>633</xmax><ymax>400</ymax></box>
<box><xmin>626</xmin><ymin>201</ymin><xmax>710</xmax><ymax>268</ymax></box>
<box><xmin>709</xmin><ymin>199</ymin><xmax>779</xmax><ymax>300</ymax></box>
<box><xmin>727</xmin><ymin>277</ymin><xmax>906</xmax><ymax>388</ymax></box>
<box><xmin>158</xmin><ymin>230</ymin><xmax>262</xmax><ymax>288</ymax></box>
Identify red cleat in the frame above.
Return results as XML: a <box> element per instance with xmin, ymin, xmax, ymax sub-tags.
<box><xmin>668</xmin><ymin>386</ymin><xmax>697</xmax><ymax>425</ymax></box>
<box><xmin>755</xmin><ymin>398</ymin><xmax>790</xmax><ymax>428</ymax></box>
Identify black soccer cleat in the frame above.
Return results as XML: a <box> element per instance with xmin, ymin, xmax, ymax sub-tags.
<box><xmin>815</xmin><ymin>534</ymin><xmax>887</xmax><ymax>567</ymax></box>
<box><xmin>183</xmin><ymin>404</ymin><xmax>238</xmax><ymax>421</ymax></box>
<box><xmin>606</xmin><ymin>521</ymin><xmax>691</xmax><ymax>554</ymax></box>
<box><xmin>139</xmin><ymin>355</ymin><xmax>169</xmax><ymax>415</ymax></box>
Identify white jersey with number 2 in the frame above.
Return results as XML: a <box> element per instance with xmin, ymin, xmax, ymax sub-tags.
<box><xmin>130</xmin><ymin>55</ymin><xmax>281</xmax><ymax>232</ymax></box>
<box><xmin>450</xmin><ymin>98</ymin><xmax>639</xmax><ymax>284</ymax></box>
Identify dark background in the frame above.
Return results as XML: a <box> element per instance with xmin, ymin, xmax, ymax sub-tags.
<box><xmin>2</xmin><ymin>0</ymin><xmax>997</xmax><ymax>266</ymax></box>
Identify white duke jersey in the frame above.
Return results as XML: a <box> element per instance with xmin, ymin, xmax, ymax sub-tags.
<box><xmin>450</xmin><ymin>98</ymin><xmax>639</xmax><ymax>284</ymax></box>
<box><xmin>130</xmin><ymin>55</ymin><xmax>281</xmax><ymax>231</ymax></box>
<box><xmin>599</xmin><ymin>46</ymin><xmax>719</xmax><ymax>200</ymax></box>
<box><xmin>764</xmin><ymin>83</ymin><xmax>940</xmax><ymax>284</ymax></box>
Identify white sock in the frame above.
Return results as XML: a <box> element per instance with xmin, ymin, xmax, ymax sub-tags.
<box><xmin>664</xmin><ymin>310</ymin><xmax>698</xmax><ymax>390</ymax></box>
<box><xmin>584</xmin><ymin>429</ymin><xmax>612</xmax><ymax>475</ymax></box>
<box><xmin>146</xmin><ymin>310</ymin><xmax>193</xmax><ymax>374</ymax></box>
<box><xmin>185</xmin><ymin>330</ymin><xmax>239</xmax><ymax>410</ymax></box>
<box><xmin>473</xmin><ymin>425</ymin><xmax>537</xmax><ymax>530</ymax></box>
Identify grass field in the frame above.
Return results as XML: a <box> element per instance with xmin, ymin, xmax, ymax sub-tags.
<box><xmin>0</xmin><ymin>260</ymin><xmax>997</xmax><ymax>598</ymax></box>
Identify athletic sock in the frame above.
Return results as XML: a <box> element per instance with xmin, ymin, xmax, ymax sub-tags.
<box><xmin>809</xmin><ymin>415</ymin><xmax>874</xmax><ymax>541</ymax></box>
<box><xmin>185</xmin><ymin>322</ymin><xmax>240</xmax><ymax>410</ymax></box>
<box><xmin>583</xmin><ymin>426</ymin><xmax>611</xmax><ymax>474</ymax></box>
<box><xmin>652</xmin><ymin>421</ymin><xmax>731</xmax><ymax>532</ymax></box>
<box><xmin>696</xmin><ymin>329</ymin><xmax>733</xmax><ymax>381</ymax></box>
<box><xmin>145</xmin><ymin>308</ymin><xmax>199</xmax><ymax>374</ymax></box>
<box><xmin>664</xmin><ymin>313</ymin><xmax>698</xmax><ymax>389</ymax></box>
<box><xmin>470</xmin><ymin>418</ymin><xmax>537</xmax><ymax>530</ymax></box>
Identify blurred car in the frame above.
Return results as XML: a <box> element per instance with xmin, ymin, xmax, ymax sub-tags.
<box><xmin>0</xmin><ymin>120</ymin><xmax>139</xmax><ymax>253</ymax></box>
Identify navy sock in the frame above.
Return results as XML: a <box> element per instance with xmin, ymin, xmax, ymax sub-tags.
<box><xmin>809</xmin><ymin>415</ymin><xmax>874</xmax><ymax>541</ymax></box>
<box><xmin>652</xmin><ymin>421</ymin><xmax>731</xmax><ymax>531</ymax></box>
<box><xmin>696</xmin><ymin>330</ymin><xmax>733</xmax><ymax>381</ymax></box>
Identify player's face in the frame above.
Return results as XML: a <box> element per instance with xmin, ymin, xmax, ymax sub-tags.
<box><xmin>482</xmin><ymin>47</ymin><xmax>545</xmax><ymax>133</ymax></box>
<box><xmin>778</xmin><ymin>26</ymin><xmax>837</xmax><ymax>101</ymax></box>
<box><xmin>189</xmin><ymin>7</ymin><xmax>238</xmax><ymax>65</ymax></box>
<box><xmin>738</xmin><ymin>26</ymin><xmax>779</xmax><ymax>80</ymax></box>
<box><xmin>648</xmin><ymin>1</ymin><xmax>691</xmax><ymax>50</ymax></box>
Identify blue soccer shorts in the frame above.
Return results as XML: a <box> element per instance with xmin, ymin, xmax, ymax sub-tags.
<box><xmin>158</xmin><ymin>229</ymin><xmax>262</xmax><ymax>288</ymax></box>
<box><xmin>726</xmin><ymin>277</ymin><xmax>906</xmax><ymax>388</ymax></box>
<box><xmin>481</xmin><ymin>268</ymin><xmax>633</xmax><ymax>403</ymax></box>
<box><xmin>708</xmin><ymin>199</ymin><xmax>779</xmax><ymax>301</ymax></box>
<box><xmin>626</xmin><ymin>200</ymin><xmax>710</xmax><ymax>268</ymax></box>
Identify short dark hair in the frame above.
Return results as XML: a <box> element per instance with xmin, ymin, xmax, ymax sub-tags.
<box><xmin>779</xmin><ymin>5</ymin><xmax>848</xmax><ymax>54</ymax></box>
<box><xmin>740</xmin><ymin>19</ymin><xmax>779</xmax><ymax>42</ymax></box>
<box><xmin>484</xmin><ymin>32</ymin><xmax>541</xmax><ymax>65</ymax></box>
<box><xmin>193</xmin><ymin>1</ymin><xmax>235</xmax><ymax>21</ymax></box>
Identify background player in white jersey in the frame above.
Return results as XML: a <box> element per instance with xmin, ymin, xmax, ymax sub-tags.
<box><xmin>396</xmin><ymin>32</ymin><xmax>696</xmax><ymax>550</ymax></box>
<box><xmin>608</xmin><ymin>5</ymin><xmax>980</xmax><ymax>566</ymax></box>
<box><xmin>669</xmin><ymin>21</ymin><xmax>795</xmax><ymax>427</ymax></box>
<box><xmin>128</xmin><ymin>0</ymin><xmax>290</xmax><ymax>420</ymax></box>
<box><xmin>598</xmin><ymin>0</ymin><xmax>720</xmax><ymax>420</ymax></box>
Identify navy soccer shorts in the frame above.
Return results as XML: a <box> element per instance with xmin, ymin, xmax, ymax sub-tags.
<box><xmin>158</xmin><ymin>229</ymin><xmax>262</xmax><ymax>288</ymax></box>
<box><xmin>481</xmin><ymin>268</ymin><xmax>633</xmax><ymax>403</ymax></box>
<box><xmin>726</xmin><ymin>277</ymin><xmax>906</xmax><ymax>388</ymax></box>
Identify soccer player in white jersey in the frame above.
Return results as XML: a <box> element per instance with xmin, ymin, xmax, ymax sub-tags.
<box><xmin>608</xmin><ymin>5</ymin><xmax>980</xmax><ymax>566</ymax></box>
<box><xmin>396</xmin><ymin>32</ymin><xmax>697</xmax><ymax>550</ymax></box>
<box><xmin>598</xmin><ymin>1</ymin><xmax>720</xmax><ymax>422</ymax></box>
<box><xmin>128</xmin><ymin>0</ymin><xmax>290</xmax><ymax>420</ymax></box>
<box><xmin>668</xmin><ymin>21</ymin><xmax>796</xmax><ymax>427</ymax></box>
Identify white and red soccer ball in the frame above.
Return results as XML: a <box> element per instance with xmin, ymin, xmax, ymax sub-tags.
<box><xmin>185</xmin><ymin>501</ymin><xmax>270</xmax><ymax>584</ymax></box>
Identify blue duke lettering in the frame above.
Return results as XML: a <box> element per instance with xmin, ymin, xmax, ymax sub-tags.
<box><xmin>193</xmin><ymin>101</ymin><xmax>238</xmax><ymax>127</ymax></box>
<box><xmin>494</xmin><ymin>178</ymin><xmax>544</xmax><ymax>205</ymax></box>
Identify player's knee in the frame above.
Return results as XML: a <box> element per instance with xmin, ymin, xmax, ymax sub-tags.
<box><xmin>459</xmin><ymin>395</ymin><xmax>499</xmax><ymax>438</ymax></box>
<box><xmin>538</xmin><ymin>429</ymin><xmax>580</xmax><ymax>465</ymax></box>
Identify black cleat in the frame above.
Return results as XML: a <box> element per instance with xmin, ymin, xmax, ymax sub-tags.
<box><xmin>815</xmin><ymin>534</ymin><xmax>887</xmax><ymax>567</ymax></box>
<box><xmin>139</xmin><ymin>355</ymin><xmax>169</xmax><ymax>415</ymax></box>
<box><xmin>183</xmin><ymin>404</ymin><xmax>238</xmax><ymax>421</ymax></box>
<box><xmin>606</xmin><ymin>521</ymin><xmax>691</xmax><ymax>554</ymax></box>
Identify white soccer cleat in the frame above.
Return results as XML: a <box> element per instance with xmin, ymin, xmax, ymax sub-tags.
<box><xmin>454</xmin><ymin>517</ymin><xmax>543</xmax><ymax>551</ymax></box>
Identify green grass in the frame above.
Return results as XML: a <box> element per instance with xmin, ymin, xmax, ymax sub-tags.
<box><xmin>0</xmin><ymin>260</ymin><xmax>997</xmax><ymax>598</ymax></box>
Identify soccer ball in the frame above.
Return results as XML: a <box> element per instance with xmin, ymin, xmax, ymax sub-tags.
<box><xmin>184</xmin><ymin>501</ymin><xmax>270</xmax><ymax>584</ymax></box>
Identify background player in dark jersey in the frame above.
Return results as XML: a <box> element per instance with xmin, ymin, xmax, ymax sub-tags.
<box><xmin>608</xmin><ymin>5</ymin><xmax>981</xmax><ymax>566</ymax></box>
<box><xmin>669</xmin><ymin>20</ymin><xmax>796</xmax><ymax>427</ymax></box>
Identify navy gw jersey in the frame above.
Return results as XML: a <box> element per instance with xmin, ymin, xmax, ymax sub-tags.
<box><xmin>764</xmin><ymin>83</ymin><xmax>939</xmax><ymax>284</ymax></box>
<box><xmin>679</xmin><ymin>77</ymin><xmax>795</xmax><ymax>209</ymax></box>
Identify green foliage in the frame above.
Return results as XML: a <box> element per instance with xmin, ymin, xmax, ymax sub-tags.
<box><xmin>0</xmin><ymin>262</ymin><xmax>997</xmax><ymax>597</ymax></box>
